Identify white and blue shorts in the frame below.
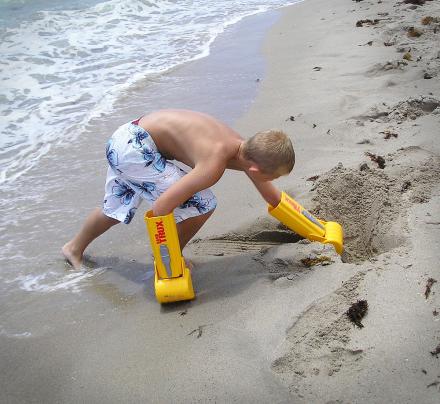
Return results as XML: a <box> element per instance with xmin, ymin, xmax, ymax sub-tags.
<box><xmin>102</xmin><ymin>120</ymin><xmax>217</xmax><ymax>224</ymax></box>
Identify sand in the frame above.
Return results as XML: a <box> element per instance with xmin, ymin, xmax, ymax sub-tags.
<box><xmin>227</xmin><ymin>0</ymin><xmax>440</xmax><ymax>401</ymax></box>
<box><xmin>1</xmin><ymin>0</ymin><xmax>440</xmax><ymax>403</ymax></box>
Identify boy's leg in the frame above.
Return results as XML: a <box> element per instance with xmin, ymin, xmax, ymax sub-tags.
<box><xmin>177</xmin><ymin>209</ymin><xmax>214</xmax><ymax>250</ymax></box>
<box><xmin>62</xmin><ymin>207</ymin><xmax>120</xmax><ymax>269</ymax></box>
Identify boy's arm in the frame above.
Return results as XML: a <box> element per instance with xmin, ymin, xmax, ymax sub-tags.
<box><xmin>152</xmin><ymin>162</ymin><xmax>225</xmax><ymax>216</ymax></box>
<box><xmin>246</xmin><ymin>174</ymin><xmax>282</xmax><ymax>207</ymax></box>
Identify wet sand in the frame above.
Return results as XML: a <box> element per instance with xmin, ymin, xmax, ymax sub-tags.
<box><xmin>2</xmin><ymin>0</ymin><xmax>440</xmax><ymax>403</ymax></box>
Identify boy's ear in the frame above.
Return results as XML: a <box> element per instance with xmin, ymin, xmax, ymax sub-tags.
<box><xmin>248</xmin><ymin>164</ymin><xmax>261</xmax><ymax>173</ymax></box>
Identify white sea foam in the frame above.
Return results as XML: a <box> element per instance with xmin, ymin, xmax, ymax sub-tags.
<box><xmin>0</xmin><ymin>328</ymin><xmax>32</xmax><ymax>339</ymax></box>
<box><xmin>0</xmin><ymin>0</ymin><xmax>299</xmax><ymax>186</ymax></box>
<box><xmin>6</xmin><ymin>266</ymin><xmax>154</xmax><ymax>295</ymax></box>
<box><xmin>11</xmin><ymin>267</ymin><xmax>107</xmax><ymax>293</ymax></box>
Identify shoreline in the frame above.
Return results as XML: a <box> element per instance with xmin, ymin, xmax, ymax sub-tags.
<box><xmin>0</xmin><ymin>6</ymin><xmax>283</xmax><ymax>296</ymax></box>
<box><xmin>0</xmin><ymin>1</ymin><xmax>298</xmax><ymax>187</ymax></box>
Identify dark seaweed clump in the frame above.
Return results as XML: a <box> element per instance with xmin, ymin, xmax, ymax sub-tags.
<box><xmin>347</xmin><ymin>300</ymin><xmax>369</xmax><ymax>328</ymax></box>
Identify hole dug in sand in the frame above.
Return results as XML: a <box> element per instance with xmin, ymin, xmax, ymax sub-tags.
<box><xmin>311</xmin><ymin>147</ymin><xmax>440</xmax><ymax>263</ymax></box>
<box><xmin>190</xmin><ymin>149</ymin><xmax>439</xmax><ymax>265</ymax></box>
<box><xmin>312</xmin><ymin>165</ymin><xmax>405</xmax><ymax>263</ymax></box>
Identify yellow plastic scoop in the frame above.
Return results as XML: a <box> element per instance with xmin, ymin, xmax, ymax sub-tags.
<box><xmin>268</xmin><ymin>192</ymin><xmax>344</xmax><ymax>255</ymax></box>
<box><xmin>145</xmin><ymin>210</ymin><xmax>195</xmax><ymax>303</ymax></box>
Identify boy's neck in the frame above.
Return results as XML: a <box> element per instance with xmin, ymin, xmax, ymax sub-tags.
<box><xmin>235</xmin><ymin>141</ymin><xmax>244</xmax><ymax>162</ymax></box>
<box><xmin>228</xmin><ymin>140</ymin><xmax>254</xmax><ymax>172</ymax></box>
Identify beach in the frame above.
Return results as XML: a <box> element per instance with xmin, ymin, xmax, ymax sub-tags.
<box><xmin>1</xmin><ymin>0</ymin><xmax>440</xmax><ymax>402</ymax></box>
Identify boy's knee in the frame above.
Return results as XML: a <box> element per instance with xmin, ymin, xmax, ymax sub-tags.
<box><xmin>100</xmin><ymin>209</ymin><xmax>122</xmax><ymax>226</ymax></box>
<box><xmin>204</xmin><ymin>207</ymin><xmax>215</xmax><ymax>218</ymax></box>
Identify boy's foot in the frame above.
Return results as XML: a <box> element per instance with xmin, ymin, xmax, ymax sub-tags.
<box><xmin>61</xmin><ymin>242</ymin><xmax>83</xmax><ymax>270</ymax></box>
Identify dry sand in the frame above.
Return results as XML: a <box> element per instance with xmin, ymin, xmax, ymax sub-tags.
<box><xmin>2</xmin><ymin>0</ymin><xmax>440</xmax><ymax>403</ymax></box>
<box><xmin>222</xmin><ymin>0</ymin><xmax>440</xmax><ymax>402</ymax></box>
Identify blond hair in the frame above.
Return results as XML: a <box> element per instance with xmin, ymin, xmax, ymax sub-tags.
<box><xmin>242</xmin><ymin>130</ymin><xmax>295</xmax><ymax>175</ymax></box>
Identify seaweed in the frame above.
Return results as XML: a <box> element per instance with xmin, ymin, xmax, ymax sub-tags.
<box><xmin>300</xmin><ymin>256</ymin><xmax>333</xmax><ymax>267</ymax></box>
<box><xmin>347</xmin><ymin>300</ymin><xmax>368</xmax><ymax>328</ymax></box>
<box><xmin>407</xmin><ymin>27</ymin><xmax>423</xmax><ymax>37</ymax></box>
<box><xmin>421</xmin><ymin>16</ymin><xmax>435</xmax><ymax>25</ymax></box>
<box><xmin>306</xmin><ymin>175</ymin><xmax>320</xmax><ymax>182</ymax></box>
<box><xmin>430</xmin><ymin>343</ymin><xmax>440</xmax><ymax>358</ymax></box>
<box><xmin>356</xmin><ymin>19</ymin><xmax>379</xmax><ymax>27</ymax></box>
<box><xmin>404</xmin><ymin>0</ymin><xmax>426</xmax><ymax>5</ymax></box>
<box><xmin>188</xmin><ymin>324</ymin><xmax>211</xmax><ymax>339</ymax></box>
<box><xmin>425</xmin><ymin>277</ymin><xmax>437</xmax><ymax>299</ymax></box>
<box><xmin>380</xmin><ymin>130</ymin><xmax>398</xmax><ymax>139</ymax></box>
<box><xmin>365</xmin><ymin>152</ymin><xmax>386</xmax><ymax>169</ymax></box>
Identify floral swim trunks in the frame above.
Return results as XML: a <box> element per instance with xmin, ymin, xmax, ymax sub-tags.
<box><xmin>102</xmin><ymin>120</ymin><xmax>217</xmax><ymax>224</ymax></box>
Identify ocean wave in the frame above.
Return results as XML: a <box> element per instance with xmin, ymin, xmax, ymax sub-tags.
<box><xmin>0</xmin><ymin>0</ymin><xmax>298</xmax><ymax>186</ymax></box>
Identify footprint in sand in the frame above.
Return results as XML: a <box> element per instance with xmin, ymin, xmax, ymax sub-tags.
<box><xmin>189</xmin><ymin>221</ymin><xmax>301</xmax><ymax>257</ymax></box>
<box><xmin>353</xmin><ymin>96</ymin><xmax>440</xmax><ymax>123</ymax></box>
<box><xmin>365</xmin><ymin>60</ymin><xmax>408</xmax><ymax>77</ymax></box>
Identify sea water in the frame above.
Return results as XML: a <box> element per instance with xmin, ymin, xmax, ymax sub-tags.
<box><xmin>0</xmin><ymin>0</ymin><xmax>302</xmax><ymax>299</ymax></box>
<box><xmin>0</xmin><ymin>0</ymin><xmax>298</xmax><ymax>187</ymax></box>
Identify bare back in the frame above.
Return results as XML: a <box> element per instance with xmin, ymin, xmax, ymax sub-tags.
<box><xmin>135</xmin><ymin>109</ymin><xmax>281</xmax><ymax>216</ymax></box>
<box><xmin>138</xmin><ymin>109</ymin><xmax>242</xmax><ymax>170</ymax></box>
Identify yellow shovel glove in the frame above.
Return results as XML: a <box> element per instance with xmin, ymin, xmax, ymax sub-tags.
<box><xmin>268</xmin><ymin>192</ymin><xmax>343</xmax><ymax>255</ymax></box>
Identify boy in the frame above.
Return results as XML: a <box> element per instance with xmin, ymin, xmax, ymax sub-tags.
<box><xmin>62</xmin><ymin>109</ymin><xmax>295</xmax><ymax>269</ymax></box>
